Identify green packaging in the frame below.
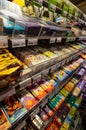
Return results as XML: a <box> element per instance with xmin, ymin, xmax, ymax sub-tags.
<box><xmin>48</xmin><ymin>0</ymin><xmax>58</xmax><ymax>12</ymax></box>
<box><xmin>57</xmin><ymin>0</ymin><xmax>64</xmax><ymax>8</ymax></box>
<box><xmin>60</xmin><ymin>88</ymin><xmax>69</xmax><ymax>97</ymax></box>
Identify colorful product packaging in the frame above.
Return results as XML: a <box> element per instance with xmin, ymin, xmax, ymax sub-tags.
<box><xmin>77</xmin><ymin>80</ymin><xmax>85</xmax><ymax>90</ymax></box>
<box><xmin>64</xmin><ymin>81</ymin><xmax>75</xmax><ymax>92</ymax></box>
<box><xmin>29</xmin><ymin>84</ymin><xmax>47</xmax><ymax>100</ymax></box>
<box><xmin>1</xmin><ymin>95</ymin><xmax>28</xmax><ymax>124</ymax></box>
<box><xmin>62</xmin><ymin>65</ymin><xmax>73</xmax><ymax>75</ymax></box>
<box><xmin>66</xmin><ymin>95</ymin><xmax>76</xmax><ymax>109</ymax></box>
<box><xmin>48</xmin><ymin>93</ymin><xmax>65</xmax><ymax>111</ymax></box>
<box><xmin>46</xmin><ymin>119</ymin><xmax>59</xmax><ymax>130</ymax></box>
<box><xmin>55</xmin><ymin>70</ymin><xmax>68</xmax><ymax>81</ymax></box>
<box><xmin>0</xmin><ymin>106</ymin><xmax>11</xmax><ymax>130</ymax></box>
<box><xmin>68</xmin><ymin>106</ymin><xmax>77</xmax><ymax>118</ymax></box>
<box><xmin>74</xmin><ymin>96</ymin><xmax>82</xmax><ymax>108</ymax></box>
<box><xmin>39</xmin><ymin>81</ymin><xmax>54</xmax><ymax>93</ymax></box>
<box><xmin>55</xmin><ymin>106</ymin><xmax>69</xmax><ymax>126</ymax></box>
<box><xmin>17</xmin><ymin>89</ymin><xmax>38</xmax><ymax>110</ymax></box>
<box><xmin>43</xmin><ymin>105</ymin><xmax>54</xmax><ymax>117</ymax></box>
<box><xmin>71</xmin><ymin>77</ymin><xmax>79</xmax><ymax>85</ymax></box>
<box><xmin>72</xmin><ymin>87</ymin><xmax>81</xmax><ymax>97</ymax></box>
<box><xmin>60</xmin><ymin>120</ymin><xmax>70</xmax><ymax>130</ymax></box>
<box><xmin>32</xmin><ymin>115</ymin><xmax>43</xmax><ymax>130</ymax></box>
<box><xmin>38</xmin><ymin>109</ymin><xmax>49</xmax><ymax>121</ymax></box>
<box><xmin>60</xmin><ymin>88</ymin><xmax>69</xmax><ymax>97</ymax></box>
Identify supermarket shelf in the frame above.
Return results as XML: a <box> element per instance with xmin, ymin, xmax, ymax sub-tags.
<box><xmin>8</xmin><ymin>60</ymin><xmax>83</xmax><ymax>130</ymax></box>
<box><xmin>8</xmin><ymin>112</ymin><xmax>28</xmax><ymax>130</ymax></box>
<box><xmin>29</xmin><ymin>65</ymin><xmax>80</xmax><ymax>119</ymax></box>
<box><xmin>59</xmin><ymin>72</ymin><xmax>86</xmax><ymax>130</ymax></box>
<box><xmin>41</xmin><ymin>64</ymin><xmax>83</xmax><ymax>130</ymax></box>
<box><xmin>1</xmin><ymin>35</ymin><xmax>86</xmax><ymax>49</ymax></box>
<box><xmin>18</xmin><ymin>49</ymin><xmax>84</xmax><ymax>88</ymax></box>
<box><xmin>0</xmin><ymin>48</ymin><xmax>85</xmax><ymax>102</ymax></box>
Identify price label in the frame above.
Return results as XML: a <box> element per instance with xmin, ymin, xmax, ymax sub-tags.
<box><xmin>0</xmin><ymin>36</ymin><xmax>8</xmax><ymax>48</ymax></box>
<box><xmin>50</xmin><ymin>4</ymin><xmax>56</xmax><ymax>11</ymax></box>
<box><xmin>50</xmin><ymin>37</ymin><xmax>56</xmax><ymax>43</ymax></box>
<box><xmin>12</xmin><ymin>38</ymin><xmax>26</xmax><ymax>48</ymax></box>
<box><xmin>33</xmin><ymin>74</ymin><xmax>41</xmax><ymax>81</ymax></box>
<box><xmin>19</xmin><ymin>77</ymin><xmax>31</xmax><ymax>88</ymax></box>
<box><xmin>80</xmin><ymin>36</ymin><xmax>86</xmax><ymax>40</ymax></box>
<box><xmin>57</xmin><ymin>37</ymin><xmax>61</xmax><ymax>43</ymax></box>
<box><xmin>34</xmin><ymin>0</ymin><xmax>43</xmax><ymax>5</ymax></box>
<box><xmin>27</xmin><ymin>38</ymin><xmax>38</xmax><ymax>46</ymax></box>
<box><xmin>70</xmin><ymin>37</ymin><xmax>76</xmax><ymax>41</ymax></box>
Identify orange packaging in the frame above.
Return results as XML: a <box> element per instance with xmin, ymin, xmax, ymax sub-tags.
<box><xmin>80</xmin><ymin>53</ymin><xmax>86</xmax><ymax>59</ymax></box>
<box><xmin>46</xmin><ymin>119</ymin><xmax>59</xmax><ymax>130</ymax></box>
<box><xmin>30</xmin><ymin>86</ymin><xmax>47</xmax><ymax>100</ymax></box>
<box><xmin>40</xmin><ymin>81</ymin><xmax>54</xmax><ymax>93</ymax></box>
<box><xmin>0</xmin><ymin>107</ymin><xmax>11</xmax><ymax>130</ymax></box>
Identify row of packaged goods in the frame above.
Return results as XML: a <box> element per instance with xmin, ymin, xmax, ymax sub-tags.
<box><xmin>0</xmin><ymin>54</ymin><xmax>86</xmax><ymax>130</ymax></box>
<box><xmin>0</xmin><ymin>42</ymin><xmax>86</xmax><ymax>90</ymax></box>
<box><xmin>0</xmin><ymin>0</ymin><xmax>86</xmax><ymax>37</ymax></box>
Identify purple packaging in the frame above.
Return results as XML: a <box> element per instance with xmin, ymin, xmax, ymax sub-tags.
<box><xmin>77</xmin><ymin>80</ymin><xmax>86</xmax><ymax>90</ymax></box>
<box><xmin>56</xmin><ymin>106</ymin><xmax>69</xmax><ymax>126</ymax></box>
<box><xmin>76</xmin><ymin>68</ymin><xmax>85</xmax><ymax>76</ymax></box>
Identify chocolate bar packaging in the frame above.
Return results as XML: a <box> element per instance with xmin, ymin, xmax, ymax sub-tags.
<box><xmin>0</xmin><ymin>106</ymin><xmax>11</xmax><ymax>130</ymax></box>
<box><xmin>1</xmin><ymin>94</ymin><xmax>28</xmax><ymax>124</ymax></box>
<box><xmin>17</xmin><ymin>89</ymin><xmax>38</xmax><ymax>110</ymax></box>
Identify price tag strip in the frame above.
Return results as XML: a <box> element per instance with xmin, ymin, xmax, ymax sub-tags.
<box><xmin>80</xmin><ymin>36</ymin><xmax>86</xmax><ymax>40</ymax></box>
<box><xmin>12</xmin><ymin>38</ymin><xmax>26</xmax><ymax>48</ymax></box>
<box><xmin>27</xmin><ymin>38</ymin><xmax>38</xmax><ymax>46</ymax></box>
<box><xmin>50</xmin><ymin>37</ymin><xmax>56</xmax><ymax>43</ymax></box>
<box><xmin>19</xmin><ymin>77</ymin><xmax>31</xmax><ymax>89</ymax></box>
<box><xmin>0</xmin><ymin>36</ymin><xmax>8</xmax><ymax>48</ymax></box>
<box><xmin>57</xmin><ymin>37</ymin><xmax>62</xmax><ymax>43</ymax></box>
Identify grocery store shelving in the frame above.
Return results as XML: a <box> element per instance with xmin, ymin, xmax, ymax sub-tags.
<box><xmin>8</xmin><ymin>61</ymin><xmax>83</xmax><ymax>130</ymax></box>
<box><xmin>0</xmin><ymin>46</ymin><xmax>85</xmax><ymax>102</ymax></box>
<box><xmin>41</xmin><ymin>65</ymin><xmax>84</xmax><ymax>130</ymax></box>
<box><xmin>0</xmin><ymin>35</ymin><xmax>84</xmax><ymax>49</ymax></box>
<box><xmin>0</xmin><ymin>0</ymin><xmax>86</xmax><ymax>130</ymax></box>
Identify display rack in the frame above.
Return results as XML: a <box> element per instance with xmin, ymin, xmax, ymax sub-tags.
<box><xmin>0</xmin><ymin>0</ymin><xmax>86</xmax><ymax>130</ymax></box>
<box><xmin>0</xmin><ymin>47</ymin><xmax>85</xmax><ymax>102</ymax></box>
<box><xmin>7</xmin><ymin>61</ymin><xmax>84</xmax><ymax>130</ymax></box>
